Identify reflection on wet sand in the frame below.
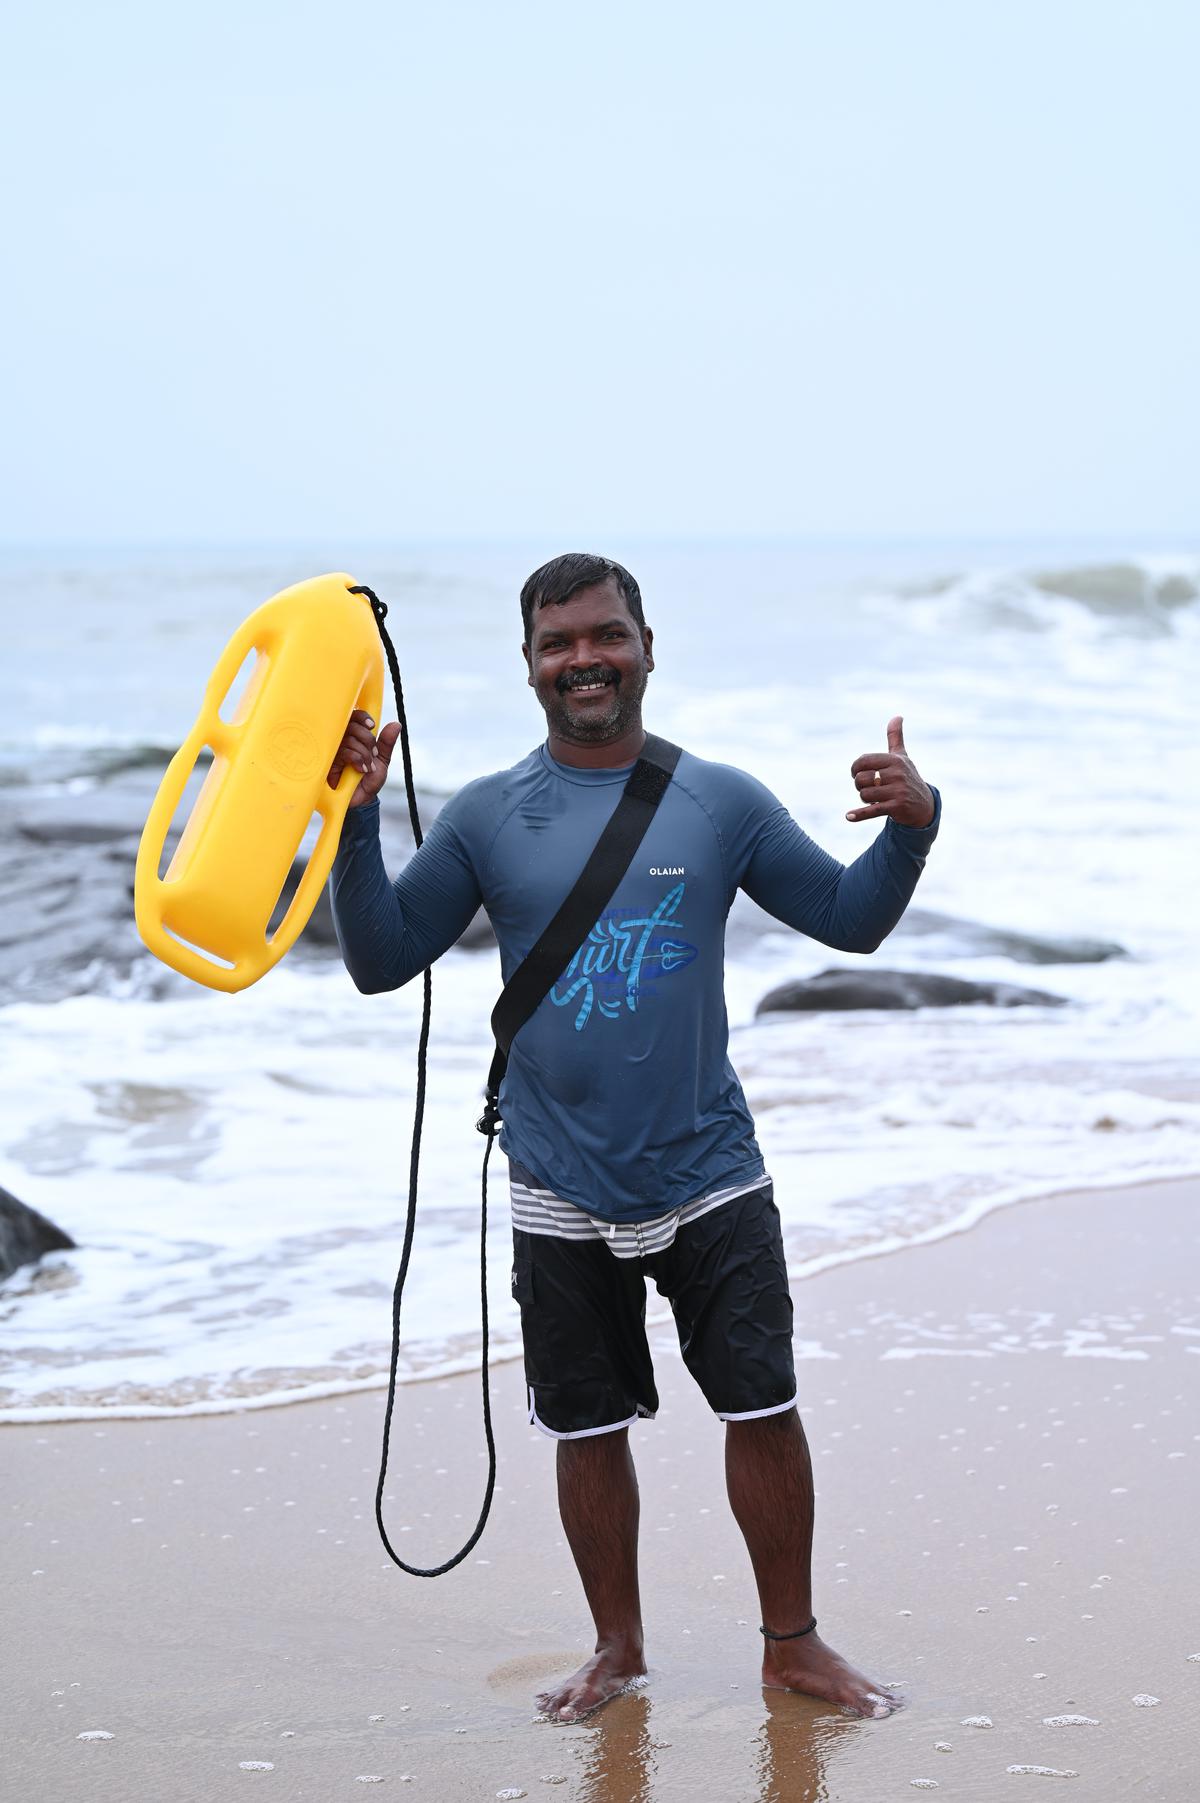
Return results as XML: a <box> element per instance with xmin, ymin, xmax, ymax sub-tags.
<box><xmin>755</xmin><ymin>1688</ymin><xmax>843</xmax><ymax>1802</ymax></box>
<box><xmin>574</xmin><ymin>1690</ymin><xmax>655</xmax><ymax>1803</ymax></box>
<box><xmin>572</xmin><ymin>1685</ymin><xmax>835</xmax><ymax>1802</ymax></box>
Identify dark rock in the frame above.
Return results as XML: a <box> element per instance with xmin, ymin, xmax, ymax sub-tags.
<box><xmin>728</xmin><ymin>897</ymin><xmax>1125</xmax><ymax>965</ymax></box>
<box><xmin>1032</xmin><ymin>561</ymin><xmax>1197</xmax><ymax>616</ymax></box>
<box><xmin>0</xmin><ymin>755</ymin><xmax>462</xmax><ymax>1003</ymax></box>
<box><xmin>17</xmin><ymin>818</ymin><xmax>135</xmax><ymax>846</ymax></box>
<box><xmin>0</xmin><ymin>1185</ymin><xmax>75</xmax><ymax>1281</ymax></box>
<box><xmin>756</xmin><ymin>968</ymin><xmax>1068</xmax><ymax>1015</ymax></box>
<box><xmin>894</xmin><ymin>907</ymin><xmax>1125</xmax><ymax>965</ymax></box>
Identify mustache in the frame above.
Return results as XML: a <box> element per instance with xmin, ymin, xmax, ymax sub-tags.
<box><xmin>556</xmin><ymin>666</ymin><xmax>620</xmax><ymax>694</ymax></box>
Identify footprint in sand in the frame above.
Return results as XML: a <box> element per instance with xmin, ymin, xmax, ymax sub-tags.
<box><xmin>486</xmin><ymin>1652</ymin><xmax>585</xmax><ymax>1704</ymax></box>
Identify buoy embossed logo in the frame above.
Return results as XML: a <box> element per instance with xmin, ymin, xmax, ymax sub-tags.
<box><xmin>266</xmin><ymin>719</ymin><xmax>320</xmax><ymax>782</ymax></box>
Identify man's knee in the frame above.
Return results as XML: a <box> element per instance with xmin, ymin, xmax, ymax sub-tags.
<box><xmin>725</xmin><ymin>1406</ymin><xmax>799</xmax><ymax>1438</ymax></box>
<box><xmin>557</xmin><ymin>1424</ymin><xmax>632</xmax><ymax>1465</ymax></box>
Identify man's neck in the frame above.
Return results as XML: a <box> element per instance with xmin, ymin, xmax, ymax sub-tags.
<box><xmin>545</xmin><ymin>721</ymin><xmax>647</xmax><ymax>769</ymax></box>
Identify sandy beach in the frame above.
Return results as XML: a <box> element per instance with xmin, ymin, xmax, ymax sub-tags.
<box><xmin>7</xmin><ymin>1175</ymin><xmax>1198</xmax><ymax>1802</ymax></box>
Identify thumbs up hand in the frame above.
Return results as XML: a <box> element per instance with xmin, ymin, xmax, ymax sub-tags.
<box><xmin>846</xmin><ymin>715</ymin><xmax>936</xmax><ymax>827</ymax></box>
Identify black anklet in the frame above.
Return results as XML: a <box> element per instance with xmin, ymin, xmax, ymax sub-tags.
<box><xmin>760</xmin><ymin>1616</ymin><xmax>817</xmax><ymax>1641</ymax></box>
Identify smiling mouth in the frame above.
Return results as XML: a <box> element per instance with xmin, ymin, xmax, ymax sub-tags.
<box><xmin>559</xmin><ymin>673</ymin><xmax>617</xmax><ymax>696</ymax></box>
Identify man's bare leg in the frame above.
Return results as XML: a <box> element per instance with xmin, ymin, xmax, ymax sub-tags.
<box><xmin>534</xmin><ymin>1427</ymin><xmax>648</xmax><ymax>1722</ymax></box>
<box><xmin>725</xmin><ymin>1409</ymin><xmax>898</xmax><ymax>1718</ymax></box>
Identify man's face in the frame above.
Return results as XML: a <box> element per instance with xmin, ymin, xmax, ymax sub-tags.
<box><xmin>523</xmin><ymin>577</ymin><xmax>654</xmax><ymax>745</ymax></box>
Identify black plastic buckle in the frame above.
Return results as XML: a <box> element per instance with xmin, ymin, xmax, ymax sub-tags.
<box><xmin>476</xmin><ymin>1091</ymin><xmax>501</xmax><ymax>1136</ymax></box>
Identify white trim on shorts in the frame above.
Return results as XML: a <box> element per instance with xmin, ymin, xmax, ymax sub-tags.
<box><xmin>527</xmin><ymin>1387</ymin><xmax>656</xmax><ymax>1441</ymax></box>
<box><xmin>715</xmin><ymin>1390</ymin><xmax>799</xmax><ymax>1423</ymax></box>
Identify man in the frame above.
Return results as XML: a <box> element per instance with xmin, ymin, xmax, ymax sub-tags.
<box><xmin>327</xmin><ymin>552</ymin><xmax>940</xmax><ymax>1723</ymax></box>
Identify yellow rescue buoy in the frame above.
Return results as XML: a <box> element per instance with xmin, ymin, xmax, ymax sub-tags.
<box><xmin>134</xmin><ymin>572</ymin><xmax>383</xmax><ymax>992</ymax></box>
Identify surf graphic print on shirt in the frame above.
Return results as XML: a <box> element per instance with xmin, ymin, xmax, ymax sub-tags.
<box><xmin>550</xmin><ymin>881</ymin><xmax>698</xmax><ymax>1031</ymax></box>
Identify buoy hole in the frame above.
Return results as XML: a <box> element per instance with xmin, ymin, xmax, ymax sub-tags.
<box><xmin>218</xmin><ymin>649</ymin><xmax>265</xmax><ymax>725</ymax></box>
<box><xmin>266</xmin><ymin>810</ymin><xmax>325</xmax><ymax>942</ymax></box>
<box><xmin>158</xmin><ymin>747</ymin><xmax>217</xmax><ymax>882</ymax></box>
<box><xmin>161</xmin><ymin>926</ymin><xmax>236</xmax><ymax>971</ymax></box>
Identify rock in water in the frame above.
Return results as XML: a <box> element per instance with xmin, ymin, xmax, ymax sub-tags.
<box><xmin>756</xmin><ymin>969</ymin><xmax>1068</xmax><ymax>1015</ymax></box>
<box><xmin>730</xmin><ymin>898</ymin><xmax>1126</xmax><ymax>965</ymax></box>
<box><xmin>0</xmin><ymin>1186</ymin><xmax>75</xmax><ymax>1281</ymax></box>
<box><xmin>894</xmin><ymin>906</ymin><xmax>1126</xmax><ymax>965</ymax></box>
<box><xmin>0</xmin><ymin>753</ymin><xmax>464</xmax><ymax>1003</ymax></box>
<box><xmin>1033</xmin><ymin>560</ymin><xmax>1197</xmax><ymax>618</ymax></box>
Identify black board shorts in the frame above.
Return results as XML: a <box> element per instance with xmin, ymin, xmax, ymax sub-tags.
<box><xmin>510</xmin><ymin>1178</ymin><xmax>797</xmax><ymax>1439</ymax></box>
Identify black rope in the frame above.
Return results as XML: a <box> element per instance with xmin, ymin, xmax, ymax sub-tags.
<box><xmin>350</xmin><ymin>584</ymin><xmax>497</xmax><ymax>1577</ymax></box>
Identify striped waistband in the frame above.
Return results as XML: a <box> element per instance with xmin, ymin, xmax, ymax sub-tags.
<box><xmin>508</xmin><ymin>1169</ymin><xmax>768</xmax><ymax>1260</ymax></box>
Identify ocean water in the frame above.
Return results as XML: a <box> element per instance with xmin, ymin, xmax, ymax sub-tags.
<box><xmin>1</xmin><ymin>541</ymin><xmax>1197</xmax><ymax>1419</ymax></box>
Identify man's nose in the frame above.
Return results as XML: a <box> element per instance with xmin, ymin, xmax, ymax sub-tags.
<box><xmin>566</xmin><ymin>637</ymin><xmax>602</xmax><ymax>667</ymax></box>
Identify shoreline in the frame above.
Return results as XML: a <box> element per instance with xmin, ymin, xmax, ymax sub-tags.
<box><xmin>4</xmin><ymin>1166</ymin><xmax>1196</xmax><ymax>1426</ymax></box>
<box><xmin>9</xmin><ymin>1175</ymin><xmax>1199</xmax><ymax>1801</ymax></box>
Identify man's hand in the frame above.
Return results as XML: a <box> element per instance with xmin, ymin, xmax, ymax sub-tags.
<box><xmin>326</xmin><ymin>710</ymin><xmax>402</xmax><ymax>808</ymax></box>
<box><xmin>846</xmin><ymin>716</ymin><xmax>935</xmax><ymax>828</ymax></box>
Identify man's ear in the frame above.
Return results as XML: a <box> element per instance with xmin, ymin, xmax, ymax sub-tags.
<box><xmin>643</xmin><ymin>625</ymin><xmax>654</xmax><ymax>673</ymax></box>
<box><xmin>522</xmin><ymin>641</ymin><xmax>534</xmax><ymax>686</ymax></box>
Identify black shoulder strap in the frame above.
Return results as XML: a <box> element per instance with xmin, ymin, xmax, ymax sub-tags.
<box><xmin>478</xmin><ymin>733</ymin><xmax>682</xmax><ymax>1129</ymax></box>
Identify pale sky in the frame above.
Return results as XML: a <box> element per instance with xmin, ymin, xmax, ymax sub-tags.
<box><xmin>2</xmin><ymin>0</ymin><xmax>1196</xmax><ymax>545</ymax></box>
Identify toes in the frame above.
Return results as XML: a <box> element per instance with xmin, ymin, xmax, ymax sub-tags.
<box><xmin>534</xmin><ymin>1686</ymin><xmax>586</xmax><ymax>1723</ymax></box>
<box><xmin>860</xmin><ymin>1689</ymin><xmax>898</xmax><ymax>1719</ymax></box>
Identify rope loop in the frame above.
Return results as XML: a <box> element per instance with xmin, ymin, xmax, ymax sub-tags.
<box><xmin>357</xmin><ymin>583</ymin><xmax>497</xmax><ymax>1578</ymax></box>
<box><xmin>349</xmin><ymin>582</ymin><xmax>388</xmax><ymax>622</ymax></box>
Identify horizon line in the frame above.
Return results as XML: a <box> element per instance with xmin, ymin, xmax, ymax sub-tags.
<box><xmin>2</xmin><ymin>528</ymin><xmax>1199</xmax><ymax>558</ymax></box>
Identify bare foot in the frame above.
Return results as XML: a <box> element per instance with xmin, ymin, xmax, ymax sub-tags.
<box><xmin>534</xmin><ymin>1645</ymin><xmax>648</xmax><ymax>1723</ymax></box>
<box><xmin>761</xmin><ymin>1629</ymin><xmax>900</xmax><ymax>1719</ymax></box>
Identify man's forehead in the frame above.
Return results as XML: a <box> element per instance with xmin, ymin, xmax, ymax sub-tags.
<box><xmin>533</xmin><ymin>578</ymin><xmax>633</xmax><ymax>634</ymax></box>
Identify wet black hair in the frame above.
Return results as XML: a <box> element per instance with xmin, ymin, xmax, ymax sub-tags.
<box><xmin>519</xmin><ymin>552</ymin><xmax>645</xmax><ymax>646</ymax></box>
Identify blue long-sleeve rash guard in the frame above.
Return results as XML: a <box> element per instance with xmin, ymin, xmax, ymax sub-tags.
<box><xmin>330</xmin><ymin>743</ymin><xmax>941</xmax><ymax>1223</ymax></box>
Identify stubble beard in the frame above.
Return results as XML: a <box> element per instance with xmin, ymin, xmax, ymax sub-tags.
<box><xmin>542</xmin><ymin>664</ymin><xmax>648</xmax><ymax>746</ymax></box>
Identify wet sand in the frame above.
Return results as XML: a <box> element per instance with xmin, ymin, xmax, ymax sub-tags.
<box><xmin>7</xmin><ymin>1176</ymin><xmax>1199</xmax><ymax>1802</ymax></box>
